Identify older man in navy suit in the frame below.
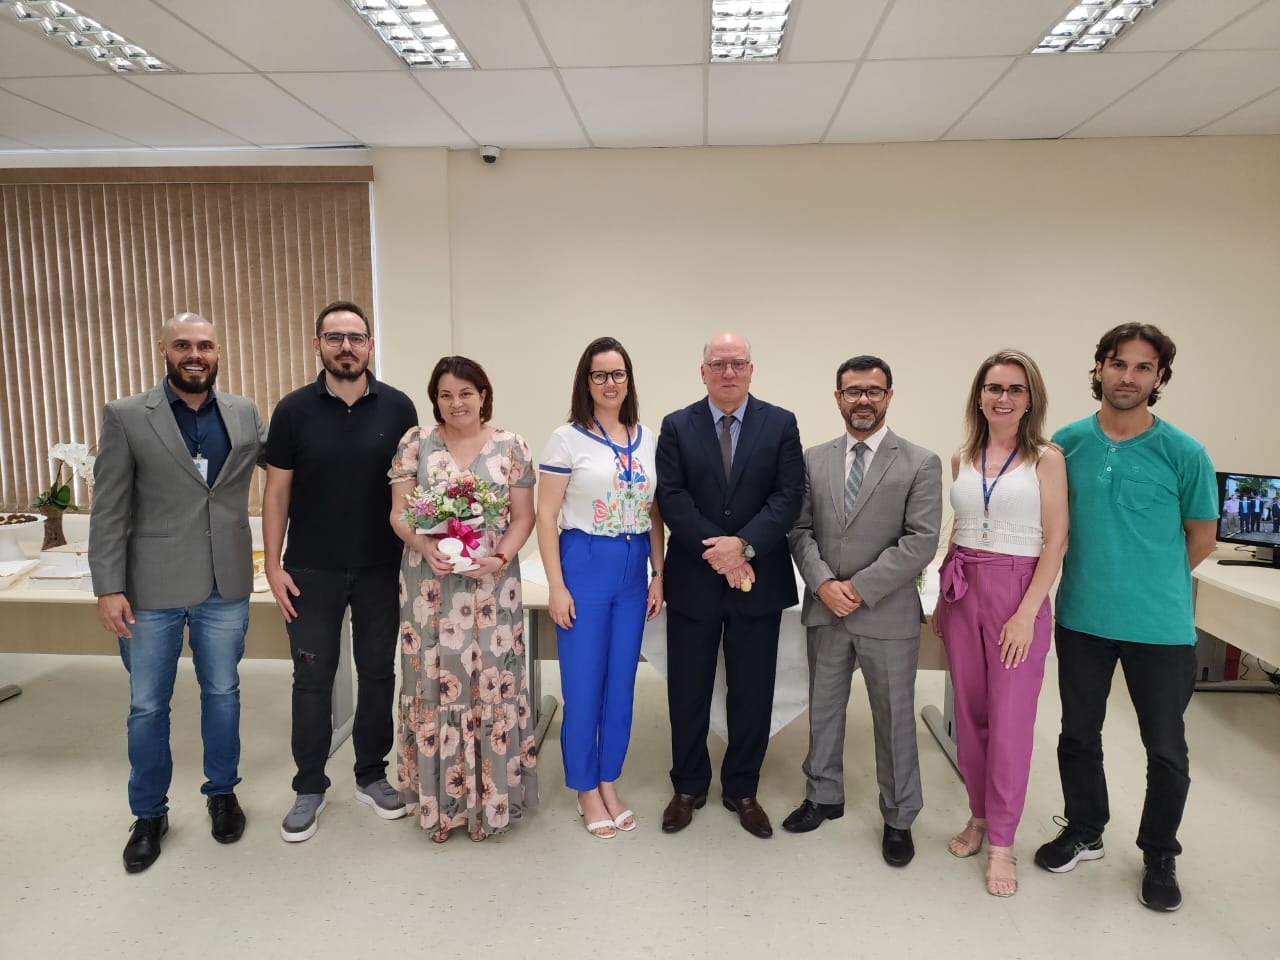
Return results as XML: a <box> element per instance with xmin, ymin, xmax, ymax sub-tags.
<box><xmin>656</xmin><ymin>332</ymin><xmax>804</xmax><ymax>838</ymax></box>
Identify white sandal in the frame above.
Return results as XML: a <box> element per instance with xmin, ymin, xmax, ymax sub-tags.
<box><xmin>612</xmin><ymin>809</ymin><xmax>637</xmax><ymax>832</ymax></box>
<box><xmin>576</xmin><ymin>801</ymin><xmax>616</xmax><ymax>839</ymax></box>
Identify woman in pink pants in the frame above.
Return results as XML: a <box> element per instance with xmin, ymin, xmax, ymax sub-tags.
<box><xmin>935</xmin><ymin>350</ymin><xmax>1068</xmax><ymax>897</ymax></box>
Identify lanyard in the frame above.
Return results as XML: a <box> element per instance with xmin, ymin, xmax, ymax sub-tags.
<box><xmin>980</xmin><ymin>445</ymin><xmax>1018</xmax><ymax>518</ymax></box>
<box><xmin>592</xmin><ymin>417</ymin><xmax>637</xmax><ymax>482</ymax></box>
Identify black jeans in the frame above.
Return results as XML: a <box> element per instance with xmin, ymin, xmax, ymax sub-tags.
<box><xmin>285</xmin><ymin>564</ymin><xmax>400</xmax><ymax>794</ymax></box>
<box><xmin>1054</xmin><ymin>625</ymin><xmax>1196</xmax><ymax>857</ymax></box>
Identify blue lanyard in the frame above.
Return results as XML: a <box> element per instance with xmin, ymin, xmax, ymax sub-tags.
<box><xmin>592</xmin><ymin>417</ymin><xmax>637</xmax><ymax>483</ymax></box>
<box><xmin>980</xmin><ymin>445</ymin><xmax>1018</xmax><ymax>517</ymax></box>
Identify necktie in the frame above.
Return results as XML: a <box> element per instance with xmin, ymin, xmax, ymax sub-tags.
<box><xmin>845</xmin><ymin>441</ymin><xmax>868</xmax><ymax>517</ymax></box>
<box><xmin>719</xmin><ymin>414</ymin><xmax>735</xmax><ymax>479</ymax></box>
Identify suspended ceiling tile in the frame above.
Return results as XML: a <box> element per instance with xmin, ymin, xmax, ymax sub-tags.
<box><xmin>0</xmin><ymin>88</ymin><xmax>137</xmax><ymax>147</ymax></box>
<box><xmin>948</xmin><ymin>51</ymin><xmax>1175</xmax><ymax>141</ymax></box>
<box><xmin>785</xmin><ymin>0</ymin><xmax>891</xmax><ymax>63</ymax></box>
<box><xmin>270</xmin><ymin>71</ymin><xmax>472</xmax><ymax>148</ymax></box>
<box><xmin>868</xmin><ymin>0</ymin><xmax>1068</xmax><ymax>59</ymax></box>
<box><xmin>1111</xmin><ymin>0</ymin><xmax>1261</xmax><ymax>52</ymax></box>
<box><xmin>150</xmin><ymin>0</ymin><xmax>396</xmax><ymax>72</ymax></box>
<box><xmin>708</xmin><ymin>61</ymin><xmax>854</xmax><ymax>145</ymax></box>
<box><xmin>1071</xmin><ymin>50</ymin><xmax>1280</xmax><ymax>137</ymax></box>
<box><xmin>829</xmin><ymin>57</ymin><xmax>1010</xmax><ymax>143</ymax></box>
<box><xmin>415</xmin><ymin>69</ymin><xmax>588</xmax><ymax>148</ymax></box>
<box><xmin>562</xmin><ymin>65</ymin><xmax>703</xmax><ymax>148</ymax></box>
<box><xmin>68</xmin><ymin>0</ymin><xmax>252</xmax><ymax>72</ymax></box>
<box><xmin>1197</xmin><ymin>86</ymin><xmax>1280</xmax><ymax>134</ymax></box>
<box><xmin>131</xmin><ymin>74</ymin><xmax>355</xmax><ymax>145</ymax></box>
<box><xmin>4</xmin><ymin>76</ymin><xmax>247</xmax><ymax>147</ymax></box>
<box><xmin>526</xmin><ymin>0</ymin><xmax>703</xmax><ymax>67</ymax></box>
<box><xmin>432</xmin><ymin>0</ymin><xmax>548</xmax><ymax>69</ymax></box>
<box><xmin>1198</xmin><ymin>0</ymin><xmax>1280</xmax><ymax>50</ymax></box>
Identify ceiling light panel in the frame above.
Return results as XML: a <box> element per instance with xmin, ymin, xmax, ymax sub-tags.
<box><xmin>1034</xmin><ymin>0</ymin><xmax>1159</xmax><ymax>53</ymax></box>
<box><xmin>0</xmin><ymin>0</ymin><xmax>174</xmax><ymax>72</ymax></box>
<box><xmin>711</xmin><ymin>0</ymin><xmax>791</xmax><ymax>62</ymax></box>
<box><xmin>348</xmin><ymin>0</ymin><xmax>469</xmax><ymax>68</ymax></box>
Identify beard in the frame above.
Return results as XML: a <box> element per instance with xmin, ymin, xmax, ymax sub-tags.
<box><xmin>1103</xmin><ymin>384</ymin><xmax>1149</xmax><ymax>411</ymax></box>
<box><xmin>322</xmin><ymin>352</ymin><xmax>369</xmax><ymax>382</ymax></box>
<box><xmin>844</xmin><ymin>405</ymin><xmax>885</xmax><ymax>435</ymax></box>
<box><xmin>166</xmin><ymin>356</ymin><xmax>218</xmax><ymax>395</ymax></box>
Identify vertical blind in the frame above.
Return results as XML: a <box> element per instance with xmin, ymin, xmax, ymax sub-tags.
<box><xmin>0</xmin><ymin>168</ymin><xmax>374</xmax><ymax>513</ymax></box>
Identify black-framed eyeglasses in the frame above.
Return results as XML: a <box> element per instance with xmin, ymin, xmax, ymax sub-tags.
<box><xmin>840</xmin><ymin>387</ymin><xmax>888</xmax><ymax>403</ymax></box>
<box><xmin>705</xmin><ymin>359</ymin><xmax>750</xmax><ymax>375</ymax></box>
<box><xmin>982</xmin><ymin>384</ymin><xmax>1028</xmax><ymax>398</ymax></box>
<box><xmin>321</xmin><ymin>331</ymin><xmax>370</xmax><ymax>348</ymax></box>
<box><xmin>588</xmin><ymin>369</ymin><xmax>628</xmax><ymax>385</ymax></box>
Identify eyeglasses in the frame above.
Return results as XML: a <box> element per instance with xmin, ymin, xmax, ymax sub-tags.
<box><xmin>982</xmin><ymin>384</ymin><xmax>1029</xmax><ymax>398</ymax></box>
<box><xmin>705</xmin><ymin>359</ymin><xmax>750</xmax><ymax>375</ymax></box>
<box><xmin>840</xmin><ymin>387</ymin><xmax>888</xmax><ymax>403</ymax></box>
<box><xmin>321</xmin><ymin>331</ymin><xmax>370</xmax><ymax>348</ymax></box>
<box><xmin>588</xmin><ymin>369</ymin><xmax>628</xmax><ymax>385</ymax></box>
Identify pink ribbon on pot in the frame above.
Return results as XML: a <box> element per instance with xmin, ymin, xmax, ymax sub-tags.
<box><xmin>443</xmin><ymin>518</ymin><xmax>482</xmax><ymax>555</ymax></box>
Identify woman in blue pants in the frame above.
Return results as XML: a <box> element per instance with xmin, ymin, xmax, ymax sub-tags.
<box><xmin>536</xmin><ymin>337</ymin><xmax>665</xmax><ymax>838</ymax></box>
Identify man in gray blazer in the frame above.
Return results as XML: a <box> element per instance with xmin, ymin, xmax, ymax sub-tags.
<box><xmin>90</xmin><ymin>312</ymin><xmax>267</xmax><ymax>874</ymax></box>
<box><xmin>785</xmin><ymin>355</ymin><xmax>942</xmax><ymax>867</ymax></box>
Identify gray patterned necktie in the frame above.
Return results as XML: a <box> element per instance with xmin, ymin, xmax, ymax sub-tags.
<box><xmin>719</xmin><ymin>414</ymin><xmax>735</xmax><ymax>479</ymax></box>
<box><xmin>844</xmin><ymin>441</ymin><xmax>869</xmax><ymax>517</ymax></box>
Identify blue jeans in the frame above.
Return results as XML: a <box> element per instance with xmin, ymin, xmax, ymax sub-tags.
<box><xmin>118</xmin><ymin>589</ymin><xmax>249</xmax><ymax>817</ymax></box>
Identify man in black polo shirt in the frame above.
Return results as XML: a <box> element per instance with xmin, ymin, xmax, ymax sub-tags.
<box><xmin>263</xmin><ymin>300</ymin><xmax>418</xmax><ymax>842</ymax></box>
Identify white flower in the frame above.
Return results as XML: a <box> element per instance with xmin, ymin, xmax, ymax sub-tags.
<box><xmin>470</xmin><ymin>502</ymin><xmax>483</xmax><ymax>516</ymax></box>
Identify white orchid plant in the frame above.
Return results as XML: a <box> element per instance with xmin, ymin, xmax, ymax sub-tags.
<box><xmin>32</xmin><ymin>442</ymin><xmax>95</xmax><ymax>513</ymax></box>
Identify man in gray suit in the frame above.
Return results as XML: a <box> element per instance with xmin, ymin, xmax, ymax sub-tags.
<box><xmin>785</xmin><ymin>355</ymin><xmax>942</xmax><ymax>867</ymax></box>
<box><xmin>90</xmin><ymin>312</ymin><xmax>267</xmax><ymax>874</ymax></box>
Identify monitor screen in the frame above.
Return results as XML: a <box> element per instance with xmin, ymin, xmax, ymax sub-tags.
<box><xmin>1217</xmin><ymin>473</ymin><xmax>1280</xmax><ymax>553</ymax></box>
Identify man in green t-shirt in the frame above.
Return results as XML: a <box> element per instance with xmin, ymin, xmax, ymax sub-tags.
<box><xmin>1034</xmin><ymin>323</ymin><xmax>1218</xmax><ymax>914</ymax></box>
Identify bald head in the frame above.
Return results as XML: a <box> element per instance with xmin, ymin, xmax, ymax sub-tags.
<box><xmin>159</xmin><ymin>312</ymin><xmax>220</xmax><ymax>399</ymax></box>
<box><xmin>700</xmin><ymin>331</ymin><xmax>754</xmax><ymax>415</ymax></box>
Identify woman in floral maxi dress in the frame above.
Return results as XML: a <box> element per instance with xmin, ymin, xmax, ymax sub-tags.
<box><xmin>388</xmin><ymin>357</ymin><xmax>537</xmax><ymax>842</ymax></box>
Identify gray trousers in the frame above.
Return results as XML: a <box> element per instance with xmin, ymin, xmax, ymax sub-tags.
<box><xmin>802</xmin><ymin>620</ymin><xmax>922</xmax><ymax>829</ymax></box>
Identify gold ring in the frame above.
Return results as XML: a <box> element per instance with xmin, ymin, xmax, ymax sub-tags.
<box><xmin>739</xmin><ymin>579</ymin><xmax>752</xmax><ymax>593</ymax></box>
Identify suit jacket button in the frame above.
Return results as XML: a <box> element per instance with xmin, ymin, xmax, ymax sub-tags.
<box><xmin>205</xmin><ymin>530</ymin><xmax>211</xmax><ymax>536</ymax></box>
<box><xmin>724</xmin><ymin>509</ymin><xmax>731</xmax><ymax>516</ymax></box>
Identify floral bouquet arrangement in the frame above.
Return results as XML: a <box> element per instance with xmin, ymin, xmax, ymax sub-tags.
<box><xmin>401</xmin><ymin>471</ymin><xmax>508</xmax><ymax>571</ymax></box>
<box><xmin>32</xmin><ymin>442</ymin><xmax>95</xmax><ymax>513</ymax></box>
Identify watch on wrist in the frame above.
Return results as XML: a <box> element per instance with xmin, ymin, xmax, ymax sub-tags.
<box><xmin>739</xmin><ymin>538</ymin><xmax>756</xmax><ymax>560</ymax></box>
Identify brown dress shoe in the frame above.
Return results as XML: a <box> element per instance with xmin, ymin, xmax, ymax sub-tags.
<box><xmin>723</xmin><ymin>796</ymin><xmax>773</xmax><ymax>838</ymax></box>
<box><xmin>661</xmin><ymin>792</ymin><xmax>707</xmax><ymax>833</ymax></box>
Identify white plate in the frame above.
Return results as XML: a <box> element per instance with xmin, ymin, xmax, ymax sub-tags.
<box><xmin>0</xmin><ymin>559</ymin><xmax>39</xmax><ymax>589</ymax></box>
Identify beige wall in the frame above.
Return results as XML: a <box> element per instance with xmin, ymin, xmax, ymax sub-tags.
<box><xmin>370</xmin><ymin>136</ymin><xmax>1280</xmax><ymax>491</ymax></box>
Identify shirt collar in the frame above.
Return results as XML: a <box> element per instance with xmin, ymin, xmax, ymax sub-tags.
<box><xmin>847</xmin><ymin>423</ymin><xmax>888</xmax><ymax>456</ymax></box>
<box><xmin>708</xmin><ymin>396</ymin><xmax>749</xmax><ymax>424</ymax></box>
<box><xmin>315</xmin><ymin>370</ymin><xmax>375</xmax><ymax>399</ymax></box>
<box><xmin>163</xmin><ymin>378</ymin><xmax>217</xmax><ymax>411</ymax></box>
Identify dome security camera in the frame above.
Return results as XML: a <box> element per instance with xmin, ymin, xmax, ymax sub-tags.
<box><xmin>481</xmin><ymin>146</ymin><xmax>501</xmax><ymax>164</ymax></box>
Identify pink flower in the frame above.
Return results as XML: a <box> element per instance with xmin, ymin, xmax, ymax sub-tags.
<box><xmin>489</xmin><ymin>723</ymin><xmax>510</xmax><ymax>755</ymax></box>
<box><xmin>593</xmin><ymin>499</ymin><xmax>608</xmax><ymax>524</ymax></box>
<box><xmin>416</xmin><ymin>795</ymin><xmax>438</xmax><ymax>829</ymax></box>
<box><xmin>440</xmin><ymin>723</ymin><xmax>460</xmax><ymax>759</ymax></box>
<box><xmin>462</xmin><ymin>709</ymin><xmax>479</xmax><ymax>742</ymax></box>
<box><xmin>498</xmin><ymin>670</ymin><xmax>516</xmax><ymax>700</ymax></box>
<box><xmin>438</xmin><ymin>617</ymin><xmax>466</xmax><ymax>651</ymax></box>
<box><xmin>478</xmin><ymin>667</ymin><xmax>502</xmax><ymax>704</ymax></box>
<box><xmin>517</xmin><ymin>696</ymin><xmax>529</xmax><ymax>727</ymax></box>
<box><xmin>399</xmin><ymin>622</ymin><xmax>421</xmax><ymax>654</ymax></box>
<box><xmin>498</xmin><ymin>702</ymin><xmax>517</xmax><ymax>732</ymax></box>
<box><xmin>520</xmin><ymin>736</ymin><xmax>537</xmax><ymax>768</ymax></box>
<box><xmin>512</xmin><ymin>623</ymin><xmax>526</xmax><ymax>656</ymax></box>
<box><xmin>397</xmin><ymin>572</ymin><xmax>407</xmax><ymax>607</ymax></box>
<box><xmin>423</xmin><ymin>645</ymin><xmax>440</xmax><ymax>680</ymax></box>
<box><xmin>448</xmin><ymin>591</ymin><xmax>475</xmax><ymax>626</ymax></box>
<box><xmin>475</xmin><ymin>595</ymin><xmax>497</xmax><ymax>630</ymax></box>
<box><xmin>438</xmin><ymin>670</ymin><xmax>462</xmax><ymax>705</ymax></box>
<box><xmin>506</xmin><ymin>755</ymin><xmax>522</xmax><ymax>787</ymax></box>
<box><xmin>462</xmin><ymin>640</ymin><xmax>483</xmax><ymax>677</ymax></box>
<box><xmin>485</xmin><ymin>794</ymin><xmax>510</xmax><ymax>829</ymax></box>
<box><xmin>480</xmin><ymin>770</ymin><xmax>496</xmax><ymax>805</ymax></box>
<box><xmin>490</xmin><ymin>624</ymin><xmax>514</xmax><ymax>658</ymax></box>
<box><xmin>415</xmin><ymin>713</ymin><xmax>439</xmax><ymax>757</ymax></box>
<box><xmin>498</xmin><ymin>577</ymin><xmax>521</xmax><ymax>612</ymax></box>
<box><xmin>444</xmin><ymin>762</ymin><xmax>467</xmax><ymax>799</ymax></box>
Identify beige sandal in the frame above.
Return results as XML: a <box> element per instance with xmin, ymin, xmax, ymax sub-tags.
<box><xmin>986</xmin><ymin>847</ymin><xmax>1018</xmax><ymax>898</ymax></box>
<box><xmin>948</xmin><ymin>818</ymin><xmax>986</xmax><ymax>858</ymax></box>
<box><xmin>429</xmin><ymin>828</ymin><xmax>450</xmax><ymax>844</ymax></box>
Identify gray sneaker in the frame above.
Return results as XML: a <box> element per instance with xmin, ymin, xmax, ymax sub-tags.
<box><xmin>355</xmin><ymin>778</ymin><xmax>408</xmax><ymax>820</ymax></box>
<box><xmin>280</xmin><ymin>793</ymin><xmax>326</xmax><ymax>843</ymax></box>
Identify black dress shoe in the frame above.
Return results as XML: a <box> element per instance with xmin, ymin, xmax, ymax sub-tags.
<box><xmin>883</xmin><ymin>825</ymin><xmax>915</xmax><ymax>867</ymax></box>
<box><xmin>661</xmin><ymin>793</ymin><xmax>707</xmax><ymax>833</ymax></box>
<box><xmin>208</xmin><ymin>793</ymin><xmax>246</xmax><ymax>844</ymax></box>
<box><xmin>722</xmin><ymin>796</ymin><xmax>773</xmax><ymax>838</ymax></box>
<box><xmin>782</xmin><ymin>799</ymin><xmax>845</xmax><ymax>834</ymax></box>
<box><xmin>123</xmin><ymin>815</ymin><xmax>168</xmax><ymax>873</ymax></box>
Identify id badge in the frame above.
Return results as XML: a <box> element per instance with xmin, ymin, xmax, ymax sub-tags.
<box><xmin>193</xmin><ymin>454</ymin><xmax>209</xmax><ymax>482</ymax></box>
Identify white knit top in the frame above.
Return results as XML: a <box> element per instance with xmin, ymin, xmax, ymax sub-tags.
<box><xmin>950</xmin><ymin>453</ymin><xmax>1044</xmax><ymax>557</ymax></box>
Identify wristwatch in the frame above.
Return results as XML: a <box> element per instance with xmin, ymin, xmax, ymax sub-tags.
<box><xmin>739</xmin><ymin>538</ymin><xmax>756</xmax><ymax>560</ymax></box>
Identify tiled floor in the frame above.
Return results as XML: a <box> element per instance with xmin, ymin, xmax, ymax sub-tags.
<box><xmin>1</xmin><ymin>652</ymin><xmax>1277</xmax><ymax>960</ymax></box>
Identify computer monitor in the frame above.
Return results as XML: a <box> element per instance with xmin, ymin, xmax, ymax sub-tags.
<box><xmin>1216</xmin><ymin>472</ymin><xmax>1280</xmax><ymax>568</ymax></box>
